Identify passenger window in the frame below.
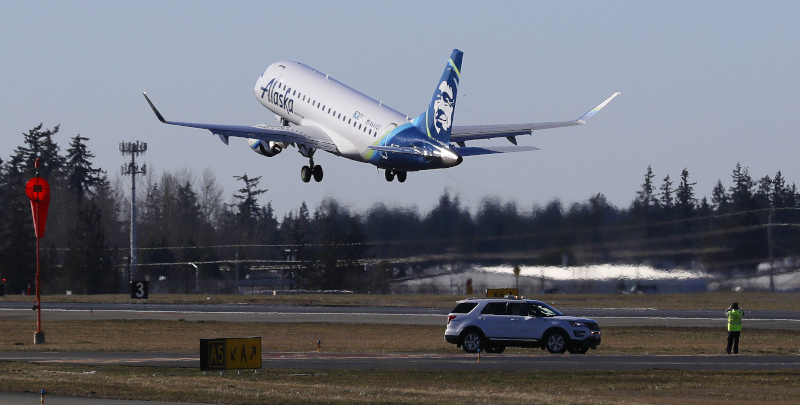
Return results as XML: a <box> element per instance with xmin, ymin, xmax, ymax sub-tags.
<box><xmin>450</xmin><ymin>302</ymin><xmax>478</xmax><ymax>314</ymax></box>
<box><xmin>508</xmin><ymin>303</ymin><xmax>534</xmax><ymax>316</ymax></box>
<box><xmin>481</xmin><ymin>302</ymin><xmax>507</xmax><ymax>316</ymax></box>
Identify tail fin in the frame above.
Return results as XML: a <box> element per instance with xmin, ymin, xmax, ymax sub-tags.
<box><xmin>414</xmin><ymin>49</ymin><xmax>463</xmax><ymax>145</ymax></box>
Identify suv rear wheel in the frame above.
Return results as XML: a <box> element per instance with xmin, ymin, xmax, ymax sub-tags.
<box><xmin>461</xmin><ymin>330</ymin><xmax>484</xmax><ymax>353</ymax></box>
<box><xmin>544</xmin><ymin>330</ymin><xmax>568</xmax><ymax>354</ymax></box>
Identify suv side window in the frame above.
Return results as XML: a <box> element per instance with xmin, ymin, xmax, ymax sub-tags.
<box><xmin>450</xmin><ymin>302</ymin><xmax>478</xmax><ymax>314</ymax></box>
<box><xmin>508</xmin><ymin>302</ymin><xmax>535</xmax><ymax>316</ymax></box>
<box><xmin>481</xmin><ymin>302</ymin><xmax>507</xmax><ymax>315</ymax></box>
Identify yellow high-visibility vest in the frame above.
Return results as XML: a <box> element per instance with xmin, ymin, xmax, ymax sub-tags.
<box><xmin>727</xmin><ymin>309</ymin><xmax>743</xmax><ymax>332</ymax></box>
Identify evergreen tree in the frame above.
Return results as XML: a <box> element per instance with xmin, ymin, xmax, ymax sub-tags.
<box><xmin>729</xmin><ymin>163</ymin><xmax>756</xmax><ymax>211</ymax></box>
<box><xmin>636</xmin><ymin>165</ymin><xmax>657</xmax><ymax>208</ymax></box>
<box><xmin>711</xmin><ymin>180</ymin><xmax>729</xmax><ymax>211</ymax></box>
<box><xmin>12</xmin><ymin>124</ymin><xmax>65</xmax><ymax>179</ymax></box>
<box><xmin>60</xmin><ymin>200</ymin><xmax>114</xmax><ymax>294</ymax></box>
<box><xmin>659</xmin><ymin>174</ymin><xmax>674</xmax><ymax>214</ymax></box>
<box><xmin>279</xmin><ymin>202</ymin><xmax>312</xmax><ymax>289</ymax></box>
<box><xmin>726</xmin><ymin>164</ymin><xmax>766</xmax><ymax>273</ymax></box>
<box><xmin>64</xmin><ymin>134</ymin><xmax>103</xmax><ymax>203</ymax></box>
<box><xmin>233</xmin><ymin>174</ymin><xmax>268</xmax><ymax>227</ymax></box>
<box><xmin>675</xmin><ymin>168</ymin><xmax>697</xmax><ymax>219</ymax></box>
<box><xmin>674</xmin><ymin>169</ymin><xmax>697</xmax><ymax>265</ymax></box>
<box><xmin>423</xmin><ymin>190</ymin><xmax>473</xmax><ymax>255</ymax></box>
<box><xmin>0</xmin><ymin>157</ymin><xmax>36</xmax><ymax>293</ymax></box>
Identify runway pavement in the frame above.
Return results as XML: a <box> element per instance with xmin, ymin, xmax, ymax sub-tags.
<box><xmin>1</xmin><ymin>302</ymin><xmax>799</xmax><ymax>330</ymax></box>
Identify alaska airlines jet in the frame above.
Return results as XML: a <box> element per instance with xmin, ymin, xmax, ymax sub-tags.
<box><xmin>144</xmin><ymin>49</ymin><xmax>618</xmax><ymax>183</ymax></box>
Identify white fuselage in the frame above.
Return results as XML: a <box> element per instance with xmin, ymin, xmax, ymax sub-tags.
<box><xmin>253</xmin><ymin>62</ymin><xmax>411</xmax><ymax>162</ymax></box>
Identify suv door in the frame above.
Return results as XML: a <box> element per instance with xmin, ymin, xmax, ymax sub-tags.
<box><xmin>475</xmin><ymin>301</ymin><xmax>509</xmax><ymax>339</ymax></box>
<box><xmin>507</xmin><ymin>302</ymin><xmax>549</xmax><ymax>340</ymax></box>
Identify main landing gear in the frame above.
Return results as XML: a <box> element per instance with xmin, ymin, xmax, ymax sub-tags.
<box><xmin>384</xmin><ymin>169</ymin><xmax>407</xmax><ymax>183</ymax></box>
<box><xmin>301</xmin><ymin>158</ymin><xmax>323</xmax><ymax>183</ymax></box>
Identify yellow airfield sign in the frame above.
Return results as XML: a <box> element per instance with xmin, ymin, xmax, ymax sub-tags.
<box><xmin>200</xmin><ymin>337</ymin><xmax>261</xmax><ymax>370</ymax></box>
<box><xmin>486</xmin><ymin>288</ymin><xmax>519</xmax><ymax>297</ymax></box>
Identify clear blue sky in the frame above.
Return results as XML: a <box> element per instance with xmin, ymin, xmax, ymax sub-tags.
<box><xmin>3</xmin><ymin>1</ymin><xmax>799</xmax><ymax>218</ymax></box>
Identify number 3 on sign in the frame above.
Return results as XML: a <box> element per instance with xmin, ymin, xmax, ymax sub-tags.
<box><xmin>130</xmin><ymin>281</ymin><xmax>148</xmax><ymax>299</ymax></box>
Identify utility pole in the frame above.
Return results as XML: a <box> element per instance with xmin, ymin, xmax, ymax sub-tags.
<box><xmin>120</xmin><ymin>141</ymin><xmax>147</xmax><ymax>283</ymax></box>
<box><xmin>768</xmin><ymin>207</ymin><xmax>775</xmax><ymax>292</ymax></box>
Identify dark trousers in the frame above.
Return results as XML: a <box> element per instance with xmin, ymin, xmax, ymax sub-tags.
<box><xmin>726</xmin><ymin>331</ymin><xmax>741</xmax><ymax>354</ymax></box>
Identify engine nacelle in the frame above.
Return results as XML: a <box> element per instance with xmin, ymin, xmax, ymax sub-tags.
<box><xmin>247</xmin><ymin>139</ymin><xmax>286</xmax><ymax>157</ymax></box>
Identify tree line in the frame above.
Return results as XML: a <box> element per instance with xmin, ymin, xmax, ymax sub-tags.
<box><xmin>2</xmin><ymin>125</ymin><xmax>799</xmax><ymax>294</ymax></box>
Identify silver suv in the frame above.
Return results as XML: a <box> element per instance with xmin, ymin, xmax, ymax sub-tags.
<box><xmin>444</xmin><ymin>297</ymin><xmax>601</xmax><ymax>354</ymax></box>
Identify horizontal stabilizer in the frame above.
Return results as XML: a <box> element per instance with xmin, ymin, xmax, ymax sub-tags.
<box><xmin>455</xmin><ymin>146</ymin><xmax>539</xmax><ymax>156</ymax></box>
<box><xmin>450</xmin><ymin>92</ymin><xmax>620</xmax><ymax>142</ymax></box>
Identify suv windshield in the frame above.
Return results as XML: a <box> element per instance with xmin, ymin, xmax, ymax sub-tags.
<box><xmin>531</xmin><ymin>302</ymin><xmax>563</xmax><ymax>317</ymax></box>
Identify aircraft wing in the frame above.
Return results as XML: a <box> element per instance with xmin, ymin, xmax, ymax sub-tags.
<box><xmin>142</xmin><ymin>92</ymin><xmax>339</xmax><ymax>154</ymax></box>
<box><xmin>450</xmin><ymin>92</ymin><xmax>620</xmax><ymax>143</ymax></box>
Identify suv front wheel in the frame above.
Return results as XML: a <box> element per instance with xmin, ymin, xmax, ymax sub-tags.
<box><xmin>544</xmin><ymin>330</ymin><xmax>569</xmax><ymax>354</ymax></box>
<box><xmin>461</xmin><ymin>330</ymin><xmax>484</xmax><ymax>353</ymax></box>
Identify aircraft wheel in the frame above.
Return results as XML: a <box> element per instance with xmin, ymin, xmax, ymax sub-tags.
<box><xmin>396</xmin><ymin>171</ymin><xmax>407</xmax><ymax>183</ymax></box>
<box><xmin>313</xmin><ymin>165</ymin><xmax>323</xmax><ymax>182</ymax></box>
<box><xmin>301</xmin><ymin>166</ymin><xmax>312</xmax><ymax>183</ymax></box>
<box><xmin>385</xmin><ymin>169</ymin><xmax>395</xmax><ymax>182</ymax></box>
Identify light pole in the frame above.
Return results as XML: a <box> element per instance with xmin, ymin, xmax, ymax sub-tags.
<box><xmin>120</xmin><ymin>141</ymin><xmax>147</xmax><ymax>283</ymax></box>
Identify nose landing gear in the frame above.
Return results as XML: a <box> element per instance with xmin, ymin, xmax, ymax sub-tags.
<box><xmin>384</xmin><ymin>169</ymin><xmax>407</xmax><ymax>183</ymax></box>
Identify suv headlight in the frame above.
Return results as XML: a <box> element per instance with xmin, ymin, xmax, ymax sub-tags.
<box><xmin>569</xmin><ymin>321</ymin><xmax>586</xmax><ymax>328</ymax></box>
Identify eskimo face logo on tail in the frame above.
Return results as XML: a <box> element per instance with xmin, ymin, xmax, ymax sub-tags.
<box><xmin>260</xmin><ymin>78</ymin><xmax>294</xmax><ymax>114</ymax></box>
<box><xmin>433</xmin><ymin>81</ymin><xmax>454</xmax><ymax>134</ymax></box>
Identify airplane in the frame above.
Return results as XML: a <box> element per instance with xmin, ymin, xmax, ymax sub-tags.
<box><xmin>143</xmin><ymin>49</ymin><xmax>619</xmax><ymax>183</ymax></box>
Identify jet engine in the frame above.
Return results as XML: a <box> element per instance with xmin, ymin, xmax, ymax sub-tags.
<box><xmin>248</xmin><ymin>139</ymin><xmax>286</xmax><ymax>157</ymax></box>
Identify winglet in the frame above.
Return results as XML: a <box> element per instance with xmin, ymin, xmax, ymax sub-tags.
<box><xmin>142</xmin><ymin>92</ymin><xmax>167</xmax><ymax>123</ymax></box>
<box><xmin>576</xmin><ymin>92</ymin><xmax>620</xmax><ymax>124</ymax></box>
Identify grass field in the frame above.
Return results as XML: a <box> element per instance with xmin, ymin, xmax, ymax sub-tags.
<box><xmin>1</xmin><ymin>362</ymin><xmax>799</xmax><ymax>404</ymax></box>
<box><xmin>3</xmin><ymin>320</ymin><xmax>800</xmax><ymax>355</ymax></box>
<box><xmin>2</xmin><ymin>292</ymin><xmax>800</xmax><ymax>404</ymax></box>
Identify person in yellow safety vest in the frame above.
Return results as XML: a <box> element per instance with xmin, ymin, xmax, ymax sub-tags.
<box><xmin>726</xmin><ymin>302</ymin><xmax>743</xmax><ymax>354</ymax></box>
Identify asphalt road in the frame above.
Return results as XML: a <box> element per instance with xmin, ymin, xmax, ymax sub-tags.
<box><xmin>2</xmin><ymin>302</ymin><xmax>799</xmax><ymax>330</ymax></box>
